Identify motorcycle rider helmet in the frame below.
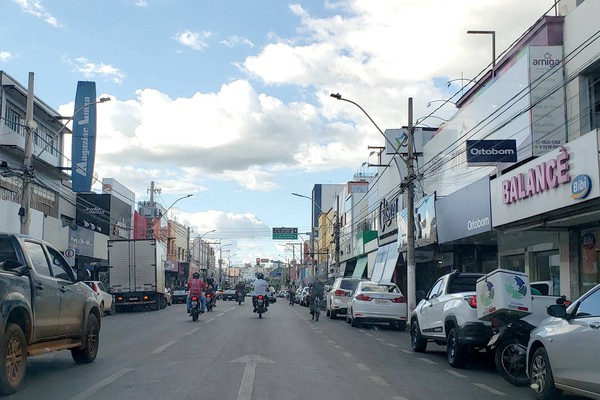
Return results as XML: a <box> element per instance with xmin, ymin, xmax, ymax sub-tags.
<box><xmin>256</xmin><ymin>272</ymin><xmax>264</xmax><ymax>279</ymax></box>
<box><xmin>206</xmin><ymin>276</ymin><xmax>215</xmax><ymax>285</ymax></box>
<box><xmin>192</xmin><ymin>272</ymin><xmax>200</xmax><ymax>279</ymax></box>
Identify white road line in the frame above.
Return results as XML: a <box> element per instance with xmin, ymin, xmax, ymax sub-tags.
<box><xmin>445</xmin><ymin>369</ymin><xmax>467</xmax><ymax>378</ymax></box>
<box><xmin>355</xmin><ymin>363</ymin><xmax>370</xmax><ymax>371</ymax></box>
<box><xmin>333</xmin><ymin>345</ymin><xmax>344</xmax><ymax>350</ymax></box>
<box><xmin>369</xmin><ymin>376</ymin><xmax>389</xmax><ymax>386</ymax></box>
<box><xmin>473</xmin><ymin>383</ymin><xmax>506</xmax><ymax>395</ymax></box>
<box><xmin>217</xmin><ymin>313</ymin><xmax>225</xmax><ymax>317</ymax></box>
<box><xmin>342</xmin><ymin>352</ymin><xmax>353</xmax><ymax>358</ymax></box>
<box><xmin>386</xmin><ymin>343</ymin><xmax>398</xmax><ymax>347</ymax></box>
<box><xmin>365</xmin><ymin>333</ymin><xmax>374</xmax><ymax>337</ymax></box>
<box><xmin>375</xmin><ymin>338</ymin><xmax>384</xmax><ymax>342</ymax></box>
<box><xmin>185</xmin><ymin>327</ymin><xmax>201</xmax><ymax>335</ymax></box>
<box><xmin>327</xmin><ymin>340</ymin><xmax>336</xmax><ymax>344</ymax></box>
<box><xmin>392</xmin><ymin>396</ymin><xmax>408</xmax><ymax>400</ymax></box>
<box><xmin>419</xmin><ymin>358</ymin><xmax>437</xmax><ymax>365</ymax></box>
<box><xmin>204</xmin><ymin>318</ymin><xmax>215</xmax><ymax>323</ymax></box>
<box><xmin>151</xmin><ymin>340</ymin><xmax>177</xmax><ymax>354</ymax></box>
<box><xmin>358</xmin><ymin>329</ymin><xmax>366</xmax><ymax>333</ymax></box>
<box><xmin>69</xmin><ymin>368</ymin><xmax>132</xmax><ymax>400</ymax></box>
<box><xmin>400</xmin><ymin>349</ymin><xmax>411</xmax><ymax>354</ymax></box>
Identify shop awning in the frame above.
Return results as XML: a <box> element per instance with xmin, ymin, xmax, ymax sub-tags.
<box><xmin>367</xmin><ymin>251</ymin><xmax>377</xmax><ymax>279</ymax></box>
<box><xmin>380</xmin><ymin>248</ymin><xmax>399</xmax><ymax>283</ymax></box>
<box><xmin>352</xmin><ymin>256</ymin><xmax>368</xmax><ymax>278</ymax></box>
<box><xmin>370</xmin><ymin>243</ymin><xmax>392</xmax><ymax>282</ymax></box>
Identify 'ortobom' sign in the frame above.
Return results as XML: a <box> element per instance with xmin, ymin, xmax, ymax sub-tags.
<box><xmin>466</xmin><ymin>139</ymin><xmax>517</xmax><ymax>164</ymax></box>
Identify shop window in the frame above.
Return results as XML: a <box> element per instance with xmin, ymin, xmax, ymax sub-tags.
<box><xmin>501</xmin><ymin>254</ymin><xmax>525</xmax><ymax>272</ymax></box>
<box><xmin>588</xmin><ymin>69</ymin><xmax>600</xmax><ymax>130</ymax></box>
<box><xmin>581</xmin><ymin>230</ymin><xmax>600</xmax><ymax>294</ymax></box>
<box><xmin>531</xmin><ymin>250</ymin><xmax>560</xmax><ymax>294</ymax></box>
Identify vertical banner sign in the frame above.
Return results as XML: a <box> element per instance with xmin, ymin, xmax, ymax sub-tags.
<box><xmin>528</xmin><ymin>46</ymin><xmax>566</xmax><ymax>156</ymax></box>
<box><xmin>71</xmin><ymin>81</ymin><xmax>97</xmax><ymax>193</ymax></box>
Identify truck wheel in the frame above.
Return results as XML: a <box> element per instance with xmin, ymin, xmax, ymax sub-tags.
<box><xmin>0</xmin><ymin>323</ymin><xmax>27</xmax><ymax>395</ymax></box>
<box><xmin>410</xmin><ymin>319</ymin><xmax>427</xmax><ymax>352</ymax></box>
<box><xmin>72</xmin><ymin>314</ymin><xmax>100</xmax><ymax>364</ymax></box>
<box><xmin>447</xmin><ymin>328</ymin><xmax>468</xmax><ymax>368</ymax></box>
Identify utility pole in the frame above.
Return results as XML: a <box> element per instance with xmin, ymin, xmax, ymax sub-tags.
<box><xmin>146</xmin><ymin>181</ymin><xmax>161</xmax><ymax>239</ymax></box>
<box><xmin>334</xmin><ymin>194</ymin><xmax>340</xmax><ymax>278</ymax></box>
<box><xmin>406</xmin><ymin>97</ymin><xmax>417</xmax><ymax>315</ymax></box>
<box><xmin>20</xmin><ymin>72</ymin><xmax>35</xmax><ymax>235</ymax></box>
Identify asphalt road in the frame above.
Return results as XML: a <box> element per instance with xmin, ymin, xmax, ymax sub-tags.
<box><xmin>9</xmin><ymin>299</ymin><xmax>586</xmax><ymax>400</ymax></box>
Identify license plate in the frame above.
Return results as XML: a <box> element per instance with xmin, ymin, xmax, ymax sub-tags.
<box><xmin>129</xmin><ymin>297</ymin><xmax>138</xmax><ymax>301</ymax></box>
<box><xmin>257</xmin><ymin>300</ymin><xmax>264</xmax><ymax>306</ymax></box>
<box><xmin>191</xmin><ymin>301</ymin><xmax>198</xmax><ymax>306</ymax></box>
<box><xmin>375</xmin><ymin>299</ymin><xmax>388</xmax><ymax>304</ymax></box>
<box><xmin>488</xmin><ymin>332</ymin><xmax>500</xmax><ymax>347</ymax></box>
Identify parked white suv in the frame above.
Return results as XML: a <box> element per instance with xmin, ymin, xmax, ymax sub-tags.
<box><xmin>327</xmin><ymin>277</ymin><xmax>367</xmax><ymax>319</ymax></box>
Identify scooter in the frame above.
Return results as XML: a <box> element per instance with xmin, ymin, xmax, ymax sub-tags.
<box><xmin>206</xmin><ymin>293</ymin><xmax>214</xmax><ymax>312</ymax></box>
<box><xmin>190</xmin><ymin>295</ymin><xmax>200</xmax><ymax>321</ymax></box>
<box><xmin>490</xmin><ymin>295</ymin><xmax>570</xmax><ymax>386</ymax></box>
<box><xmin>236</xmin><ymin>290</ymin><xmax>244</xmax><ymax>305</ymax></box>
<box><xmin>254</xmin><ymin>294</ymin><xmax>267</xmax><ymax>318</ymax></box>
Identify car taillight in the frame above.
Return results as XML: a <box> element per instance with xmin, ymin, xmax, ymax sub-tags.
<box><xmin>334</xmin><ymin>289</ymin><xmax>346</xmax><ymax>296</ymax></box>
<box><xmin>391</xmin><ymin>296</ymin><xmax>406</xmax><ymax>303</ymax></box>
<box><xmin>191</xmin><ymin>296</ymin><xmax>198</xmax><ymax>301</ymax></box>
<box><xmin>92</xmin><ymin>283</ymin><xmax>100</xmax><ymax>295</ymax></box>
<box><xmin>465</xmin><ymin>295</ymin><xmax>477</xmax><ymax>308</ymax></box>
<box><xmin>356</xmin><ymin>294</ymin><xmax>372</xmax><ymax>301</ymax></box>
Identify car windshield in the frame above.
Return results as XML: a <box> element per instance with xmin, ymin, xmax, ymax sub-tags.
<box><xmin>340</xmin><ymin>280</ymin><xmax>361</xmax><ymax>290</ymax></box>
<box><xmin>448</xmin><ymin>275</ymin><xmax>481</xmax><ymax>293</ymax></box>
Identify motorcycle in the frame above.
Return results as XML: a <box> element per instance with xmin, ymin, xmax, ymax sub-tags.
<box><xmin>236</xmin><ymin>290</ymin><xmax>244</xmax><ymax>305</ymax></box>
<box><xmin>490</xmin><ymin>295</ymin><xmax>570</xmax><ymax>386</ymax></box>
<box><xmin>190</xmin><ymin>295</ymin><xmax>200</xmax><ymax>321</ymax></box>
<box><xmin>254</xmin><ymin>294</ymin><xmax>267</xmax><ymax>318</ymax></box>
<box><xmin>206</xmin><ymin>292</ymin><xmax>216</xmax><ymax>312</ymax></box>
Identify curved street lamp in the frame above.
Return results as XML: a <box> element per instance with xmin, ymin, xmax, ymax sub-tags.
<box><xmin>147</xmin><ymin>194</ymin><xmax>193</xmax><ymax>239</ymax></box>
<box><xmin>37</xmin><ymin>97</ymin><xmax>111</xmax><ymax>157</ymax></box>
<box><xmin>329</xmin><ymin>93</ymin><xmax>418</xmax><ymax>315</ymax></box>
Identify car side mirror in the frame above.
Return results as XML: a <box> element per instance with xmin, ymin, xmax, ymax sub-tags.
<box><xmin>0</xmin><ymin>259</ymin><xmax>24</xmax><ymax>270</ymax></box>
<box><xmin>76</xmin><ymin>269</ymin><xmax>91</xmax><ymax>281</ymax></box>
<box><xmin>547</xmin><ymin>304</ymin><xmax>567</xmax><ymax>319</ymax></box>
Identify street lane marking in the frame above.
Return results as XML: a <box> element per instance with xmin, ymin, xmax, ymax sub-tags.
<box><xmin>342</xmin><ymin>352</ymin><xmax>353</xmax><ymax>358</ymax></box>
<box><xmin>217</xmin><ymin>313</ymin><xmax>225</xmax><ymax>316</ymax></box>
<box><xmin>355</xmin><ymin>363</ymin><xmax>370</xmax><ymax>370</ymax></box>
<box><xmin>152</xmin><ymin>340</ymin><xmax>177</xmax><ymax>354</ymax></box>
<box><xmin>445</xmin><ymin>369</ymin><xmax>467</xmax><ymax>378</ymax></box>
<box><xmin>369</xmin><ymin>376</ymin><xmax>389</xmax><ymax>386</ymax></box>
<box><xmin>400</xmin><ymin>349</ymin><xmax>411</xmax><ymax>354</ymax></box>
<box><xmin>386</xmin><ymin>343</ymin><xmax>398</xmax><ymax>347</ymax></box>
<box><xmin>473</xmin><ymin>383</ymin><xmax>505</xmax><ymax>395</ymax></box>
<box><xmin>419</xmin><ymin>358</ymin><xmax>437</xmax><ymax>365</ymax></box>
<box><xmin>392</xmin><ymin>397</ymin><xmax>408</xmax><ymax>400</ymax></box>
<box><xmin>375</xmin><ymin>338</ymin><xmax>384</xmax><ymax>342</ymax></box>
<box><xmin>365</xmin><ymin>333</ymin><xmax>374</xmax><ymax>337</ymax></box>
<box><xmin>333</xmin><ymin>345</ymin><xmax>344</xmax><ymax>350</ymax></box>
<box><xmin>327</xmin><ymin>340</ymin><xmax>336</xmax><ymax>344</ymax></box>
<box><xmin>185</xmin><ymin>327</ymin><xmax>201</xmax><ymax>335</ymax></box>
<box><xmin>69</xmin><ymin>368</ymin><xmax>132</xmax><ymax>400</ymax></box>
<box><xmin>230</xmin><ymin>355</ymin><xmax>274</xmax><ymax>400</ymax></box>
<box><xmin>204</xmin><ymin>318</ymin><xmax>215</xmax><ymax>323</ymax></box>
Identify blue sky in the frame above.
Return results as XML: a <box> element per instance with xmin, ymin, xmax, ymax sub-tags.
<box><xmin>2</xmin><ymin>0</ymin><xmax>552</xmax><ymax>265</ymax></box>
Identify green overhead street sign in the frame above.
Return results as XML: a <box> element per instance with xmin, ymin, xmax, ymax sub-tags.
<box><xmin>272</xmin><ymin>227</ymin><xmax>298</xmax><ymax>240</ymax></box>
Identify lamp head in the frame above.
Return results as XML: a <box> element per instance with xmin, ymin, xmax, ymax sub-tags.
<box><xmin>330</xmin><ymin>93</ymin><xmax>342</xmax><ymax>100</ymax></box>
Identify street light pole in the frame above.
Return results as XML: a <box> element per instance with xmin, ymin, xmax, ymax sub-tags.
<box><xmin>147</xmin><ymin>191</ymin><xmax>193</xmax><ymax>239</ymax></box>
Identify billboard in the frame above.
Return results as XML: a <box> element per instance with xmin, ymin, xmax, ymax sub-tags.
<box><xmin>466</xmin><ymin>140</ymin><xmax>517</xmax><ymax>164</ymax></box>
<box><xmin>71</xmin><ymin>81</ymin><xmax>97</xmax><ymax>193</ymax></box>
<box><xmin>76</xmin><ymin>194</ymin><xmax>110</xmax><ymax>234</ymax></box>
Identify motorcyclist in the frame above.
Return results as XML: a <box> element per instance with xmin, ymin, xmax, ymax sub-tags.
<box><xmin>251</xmin><ymin>272</ymin><xmax>270</xmax><ymax>312</ymax></box>
<box><xmin>308</xmin><ymin>277</ymin><xmax>325</xmax><ymax>319</ymax></box>
<box><xmin>187</xmin><ymin>272</ymin><xmax>207</xmax><ymax>314</ymax></box>
<box><xmin>205</xmin><ymin>276</ymin><xmax>217</xmax><ymax>308</ymax></box>
<box><xmin>235</xmin><ymin>281</ymin><xmax>246</xmax><ymax>299</ymax></box>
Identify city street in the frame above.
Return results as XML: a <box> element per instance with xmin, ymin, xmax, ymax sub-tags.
<box><xmin>9</xmin><ymin>299</ymin><xmax>585</xmax><ymax>400</ymax></box>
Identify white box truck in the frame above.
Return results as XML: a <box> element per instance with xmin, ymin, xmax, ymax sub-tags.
<box><xmin>108</xmin><ymin>239</ymin><xmax>166</xmax><ymax>312</ymax></box>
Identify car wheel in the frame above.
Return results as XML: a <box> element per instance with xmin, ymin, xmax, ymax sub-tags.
<box><xmin>410</xmin><ymin>319</ymin><xmax>427</xmax><ymax>352</ymax></box>
<box><xmin>100</xmin><ymin>301</ymin><xmax>105</xmax><ymax>316</ymax></box>
<box><xmin>330</xmin><ymin>309</ymin><xmax>337</xmax><ymax>319</ymax></box>
<box><xmin>346</xmin><ymin>310</ymin><xmax>351</xmax><ymax>324</ymax></box>
<box><xmin>0</xmin><ymin>323</ymin><xmax>27</xmax><ymax>395</ymax></box>
<box><xmin>326</xmin><ymin>307</ymin><xmax>330</xmax><ymax>317</ymax></box>
<box><xmin>109</xmin><ymin>301</ymin><xmax>116</xmax><ymax>314</ymax></box>
<box><xmin>72</xmin><ymin>314</ymin><xmax>100</xmax><ymax>364</ymax></box>
<box><xmin>447</xmin><ymin>328</ymin><xmax>468</xmax><ymax>368</ymax></box>
<box><xmin>530</xmin><ymin>347</ymin><xmax>561</xmax><ymax>400</ymax></box>
<box><xmin>350</xmin><ymin>310</ymin><xmax>360</xmax><ymax>328</ymax></box>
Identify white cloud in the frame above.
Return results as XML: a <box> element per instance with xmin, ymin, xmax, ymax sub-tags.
<box><xmin>220</xmin><ymin>35</ymin><xmax>255</xmax><ymax>48</ymax></box>
<box><xmin>62</xmin><ymin>56</ymin><xmax>127</xmax><ymax>83</ymax></box>
<box><xmin>0</xmin><ymin>51</ymin><xmax>13</xmax><ymax>62</ymax></box>
<box><xmin>12</xmin><ymin>0</ymin><xmax>61</xmax><ymax>27</ymax></box>
<box><xmin>175</xmin><ymin>30</ymin><xmax>212</xmax><ymax>51</ymax></box>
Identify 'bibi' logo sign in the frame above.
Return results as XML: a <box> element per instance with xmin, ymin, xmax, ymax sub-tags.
<box><xmin>502</xmin><ymin>147</ymin><xmax>570</xmax><ymax>204</ymax></box>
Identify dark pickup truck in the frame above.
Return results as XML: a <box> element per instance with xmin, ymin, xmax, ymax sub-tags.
<box><xmin>0</xmin><ymin>233</ymin><xmax>102</xmax><ymax>394</ymax></box>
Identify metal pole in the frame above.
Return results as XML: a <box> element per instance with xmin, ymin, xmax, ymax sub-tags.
<box><xmin>335</xmin><ymin>195</ymin><xmax>340</xmax><ymax>278</ymax></box>
<box><xmin>20</xmin><ymin>72</ymin><xmax>35</xmax><ymax>235</ymax></box>
<box><xmin>406</xmin><ymin>97</ymin><xmax>417</xmax><ymax>315</ymax></box>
